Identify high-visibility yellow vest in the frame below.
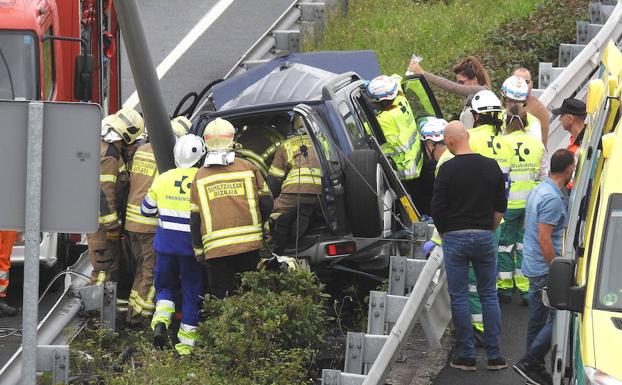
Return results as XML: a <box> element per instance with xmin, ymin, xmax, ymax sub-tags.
<box><xmin>469</xmin><ymin>124</ymin><xmax>513</xmax><ymax>175</ymax></box>
<box><xmin>504</xmin><ymin>130</ymin><xmax>545</xmax><ymax>209</ymax></box>
<box><xmin>377</xmin><ymin>93</ymin><xmax>423</xmax><ymax>180</ymax></box>
<box><xmin>469</xmin><ymin>123</ymin><xmax>513</xmax><ymax>194</ymax></box>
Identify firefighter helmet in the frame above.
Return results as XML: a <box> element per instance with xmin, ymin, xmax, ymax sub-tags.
<box><xmin>171</xmin><ymin>116</ymin><xmax>192</xmax><ymax>138</ymax></box>
<box><xmin>174</xmin><ymin>134</ymin><xmax>206</xmax><ymax>169</ymax></box>
<box><xmin>501</xmin><ymin>75</ymin><xmax>529</xmax><ymax>102</ymax></box>
<box><xmin>203</xmin><ymin>117</ymin><xmax>235</xmax><ymax>150</ymax></box>
<box><xmin>470</xmin><ymin>90</ymin><xmax>502</xmax><ymax>114</ymax></box>
<box><xmin>367</xmin><ymin>75</ymin><xmax>399</xmax><ymax>102</ymax></box>
<box><xmin>112</xmin><ymin>108</ymin><xmax>145</xmax><ymax>144</ymax></box>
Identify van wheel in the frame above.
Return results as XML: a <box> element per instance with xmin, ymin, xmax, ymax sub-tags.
<box><xmin>345</xmin><ymin>149</ymin><xmax>383</xmax><ymax>237</ymax></box>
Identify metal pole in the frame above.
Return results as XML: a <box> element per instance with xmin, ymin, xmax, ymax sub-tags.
<box><xmin>21</xmin><ymin>101</ymin><xmax>44</xmax><ymax>384</ymax></box>
<box><xmin>112</xmin><ymin>0</ymin><xmax>176</xmax><ymax>173</ymax></box>
<box><xmin>361</xmin><ymin>250</ymin><xmax>443</xmax><ymax>385</ymax></box>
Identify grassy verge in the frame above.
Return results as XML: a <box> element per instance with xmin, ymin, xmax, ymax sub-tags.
<box><xmin>307</xmin><ymin>0</ymin><xmax>588</xmax><ymax>116</ymax></box>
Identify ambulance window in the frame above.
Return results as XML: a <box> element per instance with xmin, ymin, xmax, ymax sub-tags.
<box><xmin>595</xmin><ymin>194</ymin><xmax>622</xmax><ymax>312</ymax></box>
<box><xmin>42</xmin><ymin>28</ymin><xmax>55</xmax><ymax>100</ymax></box>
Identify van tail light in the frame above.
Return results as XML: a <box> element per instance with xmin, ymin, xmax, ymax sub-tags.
<box><xmin>326</xmin><ymin>241</ymin><xmax>356</xmax><ymax>257</ymax></box>
<box><xmin>68</xmin><ymin>234</ymin><xmax>82</xmax><ymax>243</ymax></box>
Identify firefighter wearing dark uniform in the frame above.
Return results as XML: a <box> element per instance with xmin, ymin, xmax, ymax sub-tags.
<box><xmin>124</xmin><ymin>116</ymin><xmax>191</xmax><ymax>325</ymax></box>
<box><xmin>190</xmin><ymin>118</ymin><xmax>274</xmax><ymax>298</ymax></box>
<box><xmin>88</xmin><ymin>109</ymin><xmax>144</xmax><ymax>284</ymax></box>
<box><xmin>267</xmin><ymin>121</ymin><xmax>323</xmax><ymax>253</ymax></box>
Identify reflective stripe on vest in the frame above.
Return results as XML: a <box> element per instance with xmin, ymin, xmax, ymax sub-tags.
<box><xmin>282</xmin><ymin>167</ymin><xmax>322</xmax><ymax>188</ymax></box>
<box><xmin>195</xmin><ymin>170</ymin><xmax>262</xmax><ymax>251</ymax></box>
<box><xmin>145</xmin><ymin>168</ymin><xmax>197</xmax><ymax>233</ymax></box>
<box><xmin>126</xmin><ymin>203</ymin><xmax>158</xmax><ymax>226</ymax></box>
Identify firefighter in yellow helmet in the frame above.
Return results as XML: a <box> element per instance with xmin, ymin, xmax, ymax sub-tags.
<box><xmin>88</xmin><ymin>108</ymin><xmax>144</xmax><ymax>284</ymax></box>
<box><xmin>190</xmin><ymin>118</ymin><xmax>273</xmax><ymax>298</ymax></box>
<box><xmin>123</xmin><ymin>115</ymin><xmax>191</xmax><ymax>326</ymax></box>
<box><xmin>267</xmin><ymin>114</ymin><xmax>323</xmax><ymax>254</ymax></box>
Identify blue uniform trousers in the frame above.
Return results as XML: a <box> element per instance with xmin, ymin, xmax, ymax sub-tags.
<box><xmin>154</xmin><ymin>252</ymin><xmax>204</xmax><ymax>326</ymax></box>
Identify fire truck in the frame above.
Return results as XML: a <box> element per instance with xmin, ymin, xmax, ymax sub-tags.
<box><xmin>0</xmin><ymin>0</ymin><xmax>122</xmax><ymax>270</ymax></box>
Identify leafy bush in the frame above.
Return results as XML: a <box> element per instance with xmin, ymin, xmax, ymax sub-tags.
<box><xmin>85</xmin><ymin>269</ymin><xmax>328</xmax><ymax>385</ymax></box>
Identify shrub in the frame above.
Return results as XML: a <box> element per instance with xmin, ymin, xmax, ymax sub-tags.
<box><xmin>89</xmin><ymin>269</ymin><xmax>328</xmax><ymax>385</ymax></box>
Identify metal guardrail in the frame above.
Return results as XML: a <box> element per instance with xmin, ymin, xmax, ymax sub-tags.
<box><xmin>0</xmin><ymin>254</ymin><xmax>116</xmax><ymax>385</ymax></box>
<box><xmin>538</xmin><ymin>1</ymin><xmax>622</xmax><ymax>153</ymax></box>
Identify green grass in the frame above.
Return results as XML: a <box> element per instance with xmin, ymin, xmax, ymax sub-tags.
<box><xmin>309</xmin><ymin>0</ymin><xmax>543</xmax><ymax>76</ymax></box>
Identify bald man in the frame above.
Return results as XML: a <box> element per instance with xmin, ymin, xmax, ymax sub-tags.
<box><xmin>513</xmin><ymin>67</ymin><xmax>550</xmax><ymax>146</ymax></box>
<box><xmin>431</xmin><ymin>121</ymin><xmax>508</xmax><ymax>371</ymax></box>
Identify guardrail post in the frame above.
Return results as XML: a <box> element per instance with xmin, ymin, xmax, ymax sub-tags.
<box><xmin>272</xmin><ymin>30</ymin><xmax>301</xmax><ymax>55</ymax></box>
<box><xmin>367</xmin><ymin>291</ymin><xmax>387</xmax><ymax>335</ymax></box>
<box><xmin>345</xmin><ymin>332</ymin><xmax>365</xmax><ymax>374</ymax></box>
<box><xmin>388</xmin><ymin>255</ymin><xmax>406</xmax><ymax>295</ymax></box>
<box><xmin>37</xmin><ymin>345</ymin><xmax>70</xmax><ymax>385</ymax></box>
<box><xmin>322</xmin><ymin>369</ymin><xmax>366</xmax><ymax>385</ymax></box>
<box><xmin>102</xmin><ymin>282</ymin><xmax>117</xmax><ymax>331</ymax></box>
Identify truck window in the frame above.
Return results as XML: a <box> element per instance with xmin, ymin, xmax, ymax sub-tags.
<box><xmin>338</xmin><ymin>101</ymin><xmax>364</xmax><ymax>148</ymax></box>
<box><xmin>42</xmin><ymin>28</ymin><xmax>55</xmax><ymax>100</ymax></box>
<box><xmin>0</xmin><ymin>32</ymin><xmax>37</xmax><ymax>100</ymax></box>
<box><xmin>595</xmin><ymin>194</ymin><xmax>622</xmax><ymax>311</ymax></box>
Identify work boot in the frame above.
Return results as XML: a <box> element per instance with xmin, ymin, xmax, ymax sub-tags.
<box><xmin>153</xmin><ymin>322</ymin><xmax>169</xmax><ymax>349</ymax></box>
<box><xmin>0</xmin><ymin>302</ymin><xmax>17</xmax><ymax>317</ymax></box>
<box><xmin>513</xmin><ymin>359</ymin><xmax>552</xmax><ymax>385</ymax></box>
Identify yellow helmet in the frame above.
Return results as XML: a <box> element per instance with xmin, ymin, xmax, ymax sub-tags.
<box><xmin>171</xmin><ymin>116</ymin><xmax>192</xmax><ymax>138</ymax></box>
<box><xmin>112</xmin><ymin>108</ymin><xmax>145</xmax><ymax>144</ymax></box>
<box><xmin>203</xmin><ymin>117</ymin><xmax>235</xmax><ymax>150</ymax></box>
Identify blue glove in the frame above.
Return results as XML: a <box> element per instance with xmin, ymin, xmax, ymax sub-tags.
<box><xmin>423</xmin><ymin>240</ymin><xmax>437</xmax><ymax>256</ymax></box>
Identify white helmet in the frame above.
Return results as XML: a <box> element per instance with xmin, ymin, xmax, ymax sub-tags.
<box><xmin>367</xmin><ymin>75</ymin><xmax>399</xmax><ymax>102</ymax></box>
<box><xmin>174</xmin><ymin>134</ymin><xmax>206</xmax><ymax>168</ymax></box>
<box><xmin>203</xmin><ymin>117</ymin><xmax>235</xmax><ymax>150</ymax></box>
<box><xmin>501</xmin><ymin>75</ymin><xmax>529</xmax><ymax>102</ymax></box>
<box><xmin>470</xmin><ymin>90</ymin><xmax>502</xmax><ymax>114</ymax></box>
<box><xmin>113</xmin><ymin>108</ymin><xmax>145</xmax><ymax>144</ymax></box>
<box><xmin>420</xmin><ymin>118</ymin><xmax>448</xmax><ymax>142</ymax></box>
<box><xmin>171</xmin><ymin>116</ymin><xmax>192</xmax><ymax>138</ymax></box>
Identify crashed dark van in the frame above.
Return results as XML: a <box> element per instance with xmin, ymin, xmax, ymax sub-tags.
<box><xmin>191</xmin><ymin>51</ymin><xmax>443</xmax><ymax>270</ymax></box>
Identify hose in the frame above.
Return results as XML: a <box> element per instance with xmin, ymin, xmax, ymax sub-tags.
<box><xmin>172</xmin><ymin>78</ymin><xmax>225</xmax><ymax>118</ymax></box>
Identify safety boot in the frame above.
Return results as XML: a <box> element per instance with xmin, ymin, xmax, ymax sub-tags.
<box><xmin>153</xmin><ymin>322</ymin><xmax>169</xmax><ymax>349</ymax></box>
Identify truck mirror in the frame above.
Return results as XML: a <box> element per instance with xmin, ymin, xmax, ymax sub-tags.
<box><xmin>547</xmin><ymin>258</ymin><xmax>585</xmax><ymax>313</ymax></box>
<box><xmin>74</xmin><ymin>54</ymin><xmax>94</xmax><ymax>102</ymax></box>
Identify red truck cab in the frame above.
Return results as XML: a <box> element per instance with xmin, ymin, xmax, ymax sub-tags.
<box><xmin>0</xmin><ymin>0</ymin><xmax>121</xmax><ymax>268</ymax></box>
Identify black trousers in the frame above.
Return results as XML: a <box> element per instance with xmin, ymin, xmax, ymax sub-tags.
<box><xmin>204</xmin><ymin>250</ymin><xmax>260</xmax><ymax>299</ymax></box>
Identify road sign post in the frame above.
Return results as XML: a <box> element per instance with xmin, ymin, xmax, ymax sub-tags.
<box><xmin>21</xmin><ymin>101</ymin><xmax>44</xmax><ymax>384</ymax></box>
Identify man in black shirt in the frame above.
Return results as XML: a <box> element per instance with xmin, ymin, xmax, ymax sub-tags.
<box><xmin>431</xmin><ymin>121</ymin><xmax>508</xmax><ymax>371</ymax></box>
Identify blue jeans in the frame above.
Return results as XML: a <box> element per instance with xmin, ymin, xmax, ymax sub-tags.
<box><xmin>525</xmin><ymin>274</ymin><xmax>554</xmax><ymax>366</ymax></box>
<box><xmin>442</xmin><ymin>229</ymin><xmax>501</xmax><ymax>359</ymax></box>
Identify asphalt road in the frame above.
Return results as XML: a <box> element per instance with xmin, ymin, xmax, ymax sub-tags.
<box><xmin>433</xmin><ymin>291</ymin><xmax>532</xmax><ymax>385</ymax></box>
<box><xmin>0</xmin><ymin>0</ymin><xmax>295</xmax><ymax>372</ymax></box>
<box><xmin>121</xmin><ymin>0</ymin><xmax>295</xmax><ymax>114</ymax></box>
